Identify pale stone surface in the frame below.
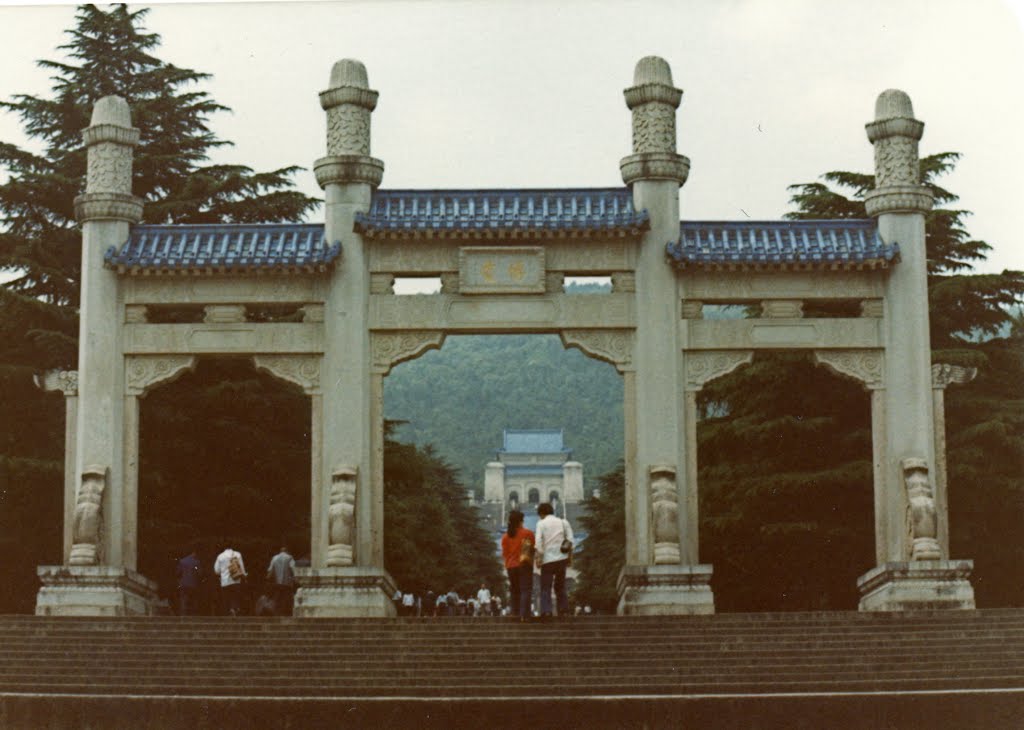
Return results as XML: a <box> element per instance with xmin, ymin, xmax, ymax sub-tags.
<box><xmin>91</xmin><ymin>95</ymin><xmax>133</xmax><ymax>127</ymax></box>
<box><xmin>903</xmin><ymin>458</ymin><xmax>940</xmax><ymax>561</ymax></box>
<box><xmin>617</xmin><ymin>565</ymin><xmax>714</xmax><ymax>615</ymax></box>
<box><xmin>650</xmin><ymin>465</ymin><xmax>681</xmax><ymax>565</ymax></box>
<box><xmin>858</xmin><ymin>561</ymin><xmax>975</xmax><ymax>611</ymax></box>
<box><xmin>36</xmin><ymin>566</ymin><xmax>158</xmax><ymax>616</ymax></box>
<box><xmin>326</xmin><ymin>466</ymin><xmax>357</xmax><ymax>567</ymax></box>
<box><xmin>69</xmin><ymin>465</ymin><xmax>106</xmax><ymax>566</ymax></box>
<box><xmin>459</xmin><ymin>246</ymin><xmax>545</xmax><ymax>294</ymax></box>
<box><xmin>293</xmin><ymin>567</ymin><xmax>397</xmax><ymax>617</ymax></box>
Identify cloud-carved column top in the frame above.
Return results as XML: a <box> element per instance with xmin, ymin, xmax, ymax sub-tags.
<box><xmin>931</xmin><ymin>363</ymin><xmax>978</xmax><ymax>390</ymax></box>
<box><xmin>75</xmin><ymin>95</ymin><xmax>144</xmax><ymax>223</ymax></box>
<box><xmin>315</xmin><ymin>58</ymin><xmax>384</xmax><ymax>189</ymax></box>
<box><xmin>620</xmin><ymin>56</ymin><xmax>689</xmax><ymax>186</ymax></box>
<box><xmin>34</xmin><ymin>369</ymin><xmax>79</xmax><ymax>397</ymax></box>
<box><xmin>864</xmin><ymin>89</ymin><xmax>932</xmax><ymax>216</ymax></box>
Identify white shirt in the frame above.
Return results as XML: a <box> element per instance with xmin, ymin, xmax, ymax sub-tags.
<box><xmin>477</xmin><ymin>588</ymin><xmax>491</xmax><ymax>604</ymax></box>
<box><xmin>213</xmin><ymin>548</ymin><xmax>246</xmax><ymax>587</ymax></box>
<box><xmin>535</xmin><ymin>515</ymin><xmax>573</xmax><ymax>565</ymax></box>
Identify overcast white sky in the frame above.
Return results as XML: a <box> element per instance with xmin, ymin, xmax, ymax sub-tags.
<box><xmin>0</xmin><ymin>0</ymin><xmax>1022</xmax><ymax>274</ymax></box>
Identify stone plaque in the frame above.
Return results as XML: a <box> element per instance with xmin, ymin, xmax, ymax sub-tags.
<box><xmin>459</xmin><ymin>246</ymin><xmax>545</xmax><ymax>295</ymax></box>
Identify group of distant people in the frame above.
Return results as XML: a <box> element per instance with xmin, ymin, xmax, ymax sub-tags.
<box><xmin>174</xmin><ymin>543</ymin><xmax>297</xmax><ymax>617</ymax></box>
<box><xmin>398</xmin><ymin>585</ymin><xmax>501</xmax><ymax>617</ymax></box>
<box><xmin>172</xmin><ymin>501</ymin><xmax>575</xmax><ymax>620</ymax></box>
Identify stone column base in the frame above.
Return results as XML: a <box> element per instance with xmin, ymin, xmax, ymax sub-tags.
<box><xmin>858</xmin><ymin>560</ymin><xmax>975</xmax><ymax>612</ymax></box>
<box><xmin>617</xmin><ymin>564</ymin><xmax>715</xmax><ymax>616</ymax></box>
<box><xmin>293</xmin><ymin>567</ymin><xmax>397</xmax><ymax>618</ymax></box>
<box><xmin>35</xmin><ymin>566</ymin><xmax>159</xmax><ymax>617</ymax></box>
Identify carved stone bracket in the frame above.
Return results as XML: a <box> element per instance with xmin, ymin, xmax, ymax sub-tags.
<box><xmin>931</xmin><ymin>363</ymin><xmax>978</xmax><ymax>390</ymax></box>
<box><xmin>253</xmin><ymin>355</ymin><xmax>322</xmax><ymax>395</ymax></box>
<box><xmin>125</xmin><ymin>355</ymin><xmax>197</xmax><ymax>397</ymax></box>
<box><xmin>35</xmin><ymin>369</ymin><xmax>79</xmax><ymax>397</ymax></box>
<box><xmin>684</xmin><ymin>351</ymin><xmax>754</xmax><ymax>391</ymax></box>
<box><xmin>813</xmin><ymin>349</ymin><xmax>884</xmax><ymax>390</ymax></box>
<box><xmin>371</xmin><ymin>331</ymin><xmax>446</xmax><ymax>375</ymax></box>
<box><xmin>559</xmin><ymin>329</ymin><xmax>635</xmax><ymax>373</ymax></box>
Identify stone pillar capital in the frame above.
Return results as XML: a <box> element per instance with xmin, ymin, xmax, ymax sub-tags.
<box><xmin>318</xmin><ymin>59</ymin><xmax>384</xmax><ymax>189</ymax></box>
<box><xmin>620</xmin><ymin>56</ymin><xmax>689</xmax><ymax>186</ymax></box>
<box><xmin>78</xmin><ymin>95</ymin><xmax>143</xmax><ymax>222</ymax></box>
<box><xmin>865</xmin><ymin>89</ymin><xmax>932</xmax><ymax>216</ymax></box>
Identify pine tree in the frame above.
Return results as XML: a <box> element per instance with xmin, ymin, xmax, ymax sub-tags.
<box><xmin>571</xmin><ymin>463</ymin><xmax>625</xmax><ymax>613</ymax></box>
<box><xmin>0</xmin><ymin>5</ymin><xmax>318</xmax><ymax>613</ymax></box>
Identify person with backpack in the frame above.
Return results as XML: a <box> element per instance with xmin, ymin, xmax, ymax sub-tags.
<box><xmin>534</xmin><ymin>502</ymin><xmax>573</xmax><ymax>619</ymax></box>
<box><xmin>214</xmin><ymin>545</ymin><xmax>247</xmax><ymax>616</ymax></box>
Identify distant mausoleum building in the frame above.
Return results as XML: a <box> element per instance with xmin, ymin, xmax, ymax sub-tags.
<box><xmin>484</xmin><ymin>430</ymin><xmax>583</xmax><ymax>509</ymax></box>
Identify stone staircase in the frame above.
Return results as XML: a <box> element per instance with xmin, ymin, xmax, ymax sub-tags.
<box><xmin>1</xmin><ymin>610</ymin><xmax>1023</xmax><ymax>729</ymax></box>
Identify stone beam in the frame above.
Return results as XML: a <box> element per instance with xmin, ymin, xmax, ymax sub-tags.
<box><xmin>123</xmin><ymin>277</ymin><xmax>322</xmax><ymax>306</ymax></box>
<box><xmin>123</xmin><ymin>323</ymin><xmax>324</xmax><ymax>355</ymax></box>
<box><xmin>682</xmin><ymin>318</ymin><xmax>880</xmax><ymax>351</ymax></box>
<box><xmin>680</xmin><ymin>271</ymin><xmax>884</xmax><ymax>301</ymax></box>
<box><xmin>369</xmin><ymin>292</ymin><xmax>635</xmax><ymax>332</ymax></box>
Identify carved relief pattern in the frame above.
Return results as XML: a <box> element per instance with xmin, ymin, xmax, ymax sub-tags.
<box><xmin>813</xmin><ymin>350</ymin><xmax>884</xmax><ymax>390</ymax></box>
<box><xmin>252</xmin><ymin>355</ymin><xmax>321</xmax><ymax>394</ymax></box>
<box><xmin>931</xmin><ymin>363</ymin><xmax>978</xmax><ymax>389</ymax></box>
<box><xmin>650</xmin><ymin>465</ymin><xmax>681</xmax><ymax>565</ymax></box>
<box><xmin>559</xmin><ymin>329</ymin><xmax>634</xmax><ymax>372</ymax></box>
<box><xmin>125</xmin><ymin>355</ymin><xmax>197</xmax><ymax>396</ymax></box>
<box><xmin>327</xmin><ymin>105</ymin><xmax>370</xmax><ymax>156</ymax></box>
<box><xmin>685</xmin><ymin>351</ymin><xmax>754</xmax><ymax>391</ymax></box>
<box><xmin>87</xmin><ymin>142</ymin><xmax>133</xmax><ymax>194</ymax></box>
<box><xmin>69</xmin><ymin>466</ymin><xmax>106</xmax><ymax>565</ymax></box>
<box><xmin>36</xmin><ymin>369</ymin><xmax>79</xmax><ymax>396</ymax></box>
<box><xmin>326</xmin><ymin>466</ymin><xmax>357</xmax><ymax>567</ymax></box>
<box><xmin>874</xmin><ymin>137</ymin><xmax>919</xmax><ymax>188</ymax></box>
<box><xmin>632</xmin><ymin>103</ymin><xmax>676</xmax><ymax>154</ymax></box>
<box><xmin>371</xmin><ymin>331</ymin><xmax>445</xmax><ymax>374</ymax></box>
<box><xmin>902</xmin><ymin>458</ymin><xmax>940</xmax><ymax>561</ymax></box>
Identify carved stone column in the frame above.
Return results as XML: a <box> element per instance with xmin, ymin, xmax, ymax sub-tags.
<box><xmin>300</xmin><ymin>63</ymin><xmax>396</xmax><ymax>614</ymax></box>
<box><xmin>856</xmin><ymin>92</ymin><xmax>974</xmax><ymax>611</ymax></box>
<box><xmin>36</xmin><ymin>97</ymin><xmax>160</xmax><ymax>616</ymax></box>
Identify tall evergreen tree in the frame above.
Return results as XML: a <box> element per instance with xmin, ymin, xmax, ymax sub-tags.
<box><xmin>0</xmin><ymin>5</ymin><xmax>317</xmax><ymax>613</ymax></box>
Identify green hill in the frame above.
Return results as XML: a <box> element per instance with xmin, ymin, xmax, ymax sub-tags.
<box><xmin>384</xmin><ymin>333</ymin><xmax>624</xmax><ymax>494</ymax></box>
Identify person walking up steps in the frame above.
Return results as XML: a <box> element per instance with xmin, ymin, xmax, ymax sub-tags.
<box><xmin>535</xmin><ymin>502</ymin><xmax>573</xmax><ymax>619</ymax></box>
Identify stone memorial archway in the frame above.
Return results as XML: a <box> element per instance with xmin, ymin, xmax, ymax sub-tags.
<box><xmin>35</xmin><ymin>57</ymin><xmax>975</xmax><ymax>617</ymax></box>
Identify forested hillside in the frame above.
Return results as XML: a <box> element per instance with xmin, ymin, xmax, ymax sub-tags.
<box><xmin>384</xmin><ymin>333</ymin><xmax>624</xmax><ymax>494</ymax></box>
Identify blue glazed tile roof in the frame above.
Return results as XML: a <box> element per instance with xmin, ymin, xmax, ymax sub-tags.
<box><xmin>667</xmin><ymin>219</ymin><xmax>900</xmax><ymax>271</ymax></box>
<box><xmin>354</xmin><ymin>188</ymin><xmax>649</xmax><ymax>238</ymax></box>
<box><xmin>500</xmin><ymin>429</ymin><xmax>570</xmax><ymax>455</ymax></box>
<box><xmin>105</xmin><ymin>224</ymin><xmax>340</xmax><ymax>275</ymax></box>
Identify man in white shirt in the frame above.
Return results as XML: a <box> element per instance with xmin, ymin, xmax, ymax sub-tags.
<box><xmin>213</xmin><ymin>546</ymin><xmax>246</xmax><ymax>616</ymax></box>
<box><xmin>476</xmin><ymin>583</ymin><xmax>492</xmax><ymax>616</ymax></box>
<box><xmin>534</xmin><ymin>502</ymin><xmax>573</xmax><ymax>618</ymax></box>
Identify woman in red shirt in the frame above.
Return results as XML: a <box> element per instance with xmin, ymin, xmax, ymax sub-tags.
<box><xmin>500</xmin><ymin>509</ymin><xmax>534</xmax><ymax>620</ymax></box>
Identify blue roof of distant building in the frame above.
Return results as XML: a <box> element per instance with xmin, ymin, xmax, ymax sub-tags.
<box><xmin>354</xmin><ymin>188</ymin><xmax>649</xmax><ymax>238</ymax></box>
<box><xmin>105</xmin><ymin>224</ymin><xmax>340</xmax><ymax>275</ymax></box>
<box><xmin>667</xmin><ymin>219</ymin><xmax>900</xmax><ymax>270</ymax></box>
<box><xmin>500</xmin><ymin>429</ymin><xmax>570</xmax><ymax>455</ymax></box>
